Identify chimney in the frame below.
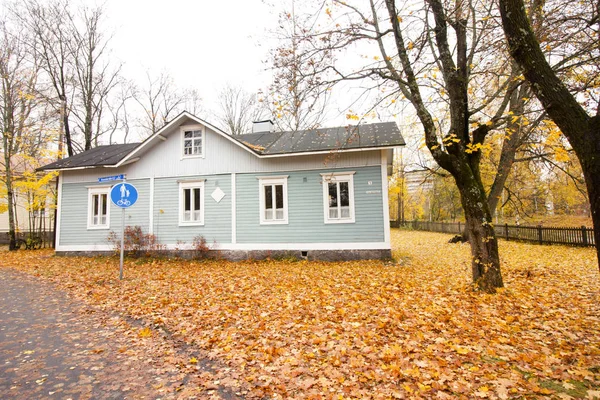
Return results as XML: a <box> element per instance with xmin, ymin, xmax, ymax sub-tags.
<box><xmin>252</xmin><ymin>119</ymin><xmax>274</xmax><ymax>133</ymax></box>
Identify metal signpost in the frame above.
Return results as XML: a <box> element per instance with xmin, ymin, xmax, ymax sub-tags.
<box><xmin>99</xmin><ymin>175</ymin><xmax>138</xmax><ymax>280</ymax></box>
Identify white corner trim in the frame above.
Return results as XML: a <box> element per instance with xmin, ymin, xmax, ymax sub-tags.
<box><xmin>55</xmin><ymin>173</ymin><xmax>63</xmax><ymax>248</ymax></box>
<box><xmin>381</xmin><ymin>150</ymin><xmax>391</xmax><ymax>247</ymax></box>
<box><xmin>231</xmin><ymin>172</ymin><xmax>237</xmax><ymax>244</ymax></box>
<box><xmin>149</xmin><ymin>177</ymin><xmax>155</xmax><ymax>234</ymax></box>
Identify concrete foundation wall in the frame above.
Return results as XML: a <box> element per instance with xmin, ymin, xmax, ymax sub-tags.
<box><xmin>55</xmin><ymin>248</ymin><xmax>392</xmax><ymax>261</ymax></box>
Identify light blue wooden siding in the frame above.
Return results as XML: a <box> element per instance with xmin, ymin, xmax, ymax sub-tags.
<box><xmin>236</xmin><ymin>166</ymin><xmax>384</xmax><ymax>243</ymax></box>
<box><xmin>153</xmin><ymin>174</ymin><xmax>231</xmax><ymax>245</ymax></box>
<box><xmin>59</xmin><ymin>179</ymin><xmax>150</xmax><ymax>246</ymax></box>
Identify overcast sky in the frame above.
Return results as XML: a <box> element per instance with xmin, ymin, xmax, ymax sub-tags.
<box><xmin>104</xmin><ymin>0</ymin><xmax>278</xmax><ymax>115</ymax></box>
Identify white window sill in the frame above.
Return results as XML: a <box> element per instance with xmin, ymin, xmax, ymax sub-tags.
<box><xmin>178</xmin><ymin>222</ymin><xmax>205</xmax><ymax>227</ymax></box>
<box><xmin>87</xmin><ymin>225</ymin><xmax>110</xmax><ymax>230</ymax></box>
<box><xmin>181</xmin><ymin>154</ymin><xmax>205</xmax><ymax>160</ymax></box>
<box><xmin>260</xmin><ymin>220</ymin><xmax>289</xmax><ymax>225</ymax></box>
<box><xmin>324</xmin><ymin>219</ymin><xmax>356</xmax><ymax>224</ymax></box>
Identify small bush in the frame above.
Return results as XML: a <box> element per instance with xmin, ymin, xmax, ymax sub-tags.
<box><xmin>192</xmin><ymin>235</ymin><xmax>213</xmax><ymax>259</ymax></box>
<box><xmin>108</xmin><ymin>226</ymin><xmax>163</xmax><ymax>257</ymax></box>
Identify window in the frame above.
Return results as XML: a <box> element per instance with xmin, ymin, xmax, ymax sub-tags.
<box><xmin>322</xmin><ymin>172</ymin><xmax>355</xmax><ymax>224</ymax></box>
<box><xmin>179</xmin><ymin>181</ymin><xmax>205</xmax><ymax>225</ymax></box>
<box><xmin>88</xmin><ymin>187</ymin><xmax>110</xmax><ymax>229</ymax></box>
<box><xmin>259</xmin><ymin>176</ymin><xmax>288</xmax><ymax>224</ymax></box>
<box><xmin>181</xmin><ymin>125</ymin><xmax>204</xmax><ymax>158</ymax></box>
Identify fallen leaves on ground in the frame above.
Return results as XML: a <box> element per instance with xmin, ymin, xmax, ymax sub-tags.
<box><xmin>2</xmin><ymin>230</ymin><xmax>599</xmax><ymax>399</ymax></box>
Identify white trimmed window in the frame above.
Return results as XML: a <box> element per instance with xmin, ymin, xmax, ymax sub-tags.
<box><xmin>322</xmin><ymin>172</ymin><xmax>355</xmax><ymax>224</ymax></box>
<box><xmin>259</xmin><ymin>176</ymin><xmax>288</xmax><ymax>224</ymax></box>
<box><xmin>181</xmin><ymin>125</ymin><xmax>204</xmax><ymax>158</ymax></box>
<box><xmin>179</xmin><ymin>181</ymin><xmax>205</xmax><ymax>225</ymax></box>
<box><xmin>88</xmin><ymin>187</ymin><xmax>110</xmax><ymax>229</ymax></box>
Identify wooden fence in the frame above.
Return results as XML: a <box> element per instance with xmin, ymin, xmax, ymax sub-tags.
<box><xmin>0</xmin><ymin>230</ymin><xmax>54</xmax><ymax>247</ymax></box>
<box><xmin>391</xmin><ymin>220</ymin><xmax>595</xmax><ymax>247</ymax></box>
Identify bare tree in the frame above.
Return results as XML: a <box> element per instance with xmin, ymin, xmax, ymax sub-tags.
<box><xmin>19</xmin><ymin>0</ymin><xmax>75</xmax><ymax>156</ymax></box>
<box><xmin>16</xmin><ymin>0</ymin><xmax>122</xmax><ymax>155</ymax></box>
<box><xmin>0</xmin><ymin>22</ymin><xmax>39</xmax><ymax>250</ymax></box>
<box><xmin>266</xmin><ymin>7</ymin><xmax>333</xmax><ymax>131</ymax></box>
<box><xmin>217</xmin><ymin>84</ymin><xmax>264</xmax><ymax>135</ymax></box>
<box><xmin>499</xmin><ymin>0</ymin><xmax>600</xmax><ymax>267</ymax></box>
<box><xmin>69</xmin><ymin>4</ymin><xmax>121</xmax><ymax>151</ymax></box>
<box><xmin>133</xmin><ymin>71</ymin><xmax>201</xmax><ymax>136</ymax></box>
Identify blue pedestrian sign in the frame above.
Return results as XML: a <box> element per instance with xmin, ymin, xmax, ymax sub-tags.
<box><xmin>110</xmin><ymin>182</ymin><xmax>138</xmax><ymax>208</ymax></box>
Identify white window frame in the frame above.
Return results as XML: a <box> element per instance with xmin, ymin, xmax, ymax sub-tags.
<box><xmin>322</xmin><ymin>172</ymin><xmax>356</xmax><ymax>224</ymax></box>
<box><xmin>181</xmin><ymin>125</ymin><xmax>205</xmax><ymax>159</ymax></box>
<box><xmin>179</xmin><ymin>181</ymin><xmax>205</xmax><ymax>226</ymax></box>
<box><xmin>87</xmin><ymin>186</ymin><xmax>111</xmax><ymax>230</ymax></box>
<box><xmin>258</xmin><ymin>176</ymin><xmax>289</xmax><ymax>225</ymax></box>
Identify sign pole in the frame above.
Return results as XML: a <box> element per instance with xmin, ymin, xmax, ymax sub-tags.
<box><xmin>105</xmin><ymin>175</ymin><xmax>138</xmax><ymax>281</ymax></box>
<box><xmin>119</xmin><ymin>206</ymin><xmax>125</xmax><ymax>280</ymax></box>
<box><xmin>119</xmin><ymin>177</ymin><xmax>126</xmax><ymax>280</ymax></box>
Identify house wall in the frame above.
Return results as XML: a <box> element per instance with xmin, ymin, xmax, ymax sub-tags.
<box><xmin>236</xmin><ymin>166</ymin><xmax>384</xmax><ymax>244</ymax></box>
<box><xmin>59</xmin><ymin>178</ymin><xmax>150</xmax><ymax>248</ymax></box>
<box><xmin>152</xmin><ymin>174</ymin><xmax>232</xmax><ymax>245</ymax></box>
<box><xmin>55</xmin><ymin>117</ymin><xmax>391</xmax><ymax>257</ymax></box>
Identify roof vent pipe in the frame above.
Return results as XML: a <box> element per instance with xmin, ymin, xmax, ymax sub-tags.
<box><xmin>252</xmin><ymin>120</ymin><xmax>275</xmax><ymax>133</ymax></box>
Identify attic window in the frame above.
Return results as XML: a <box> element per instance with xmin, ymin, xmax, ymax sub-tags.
<box><xmin>181</xmin><ymin>125</ymin><xmax>204</xmax><ymax>158</ymax></box>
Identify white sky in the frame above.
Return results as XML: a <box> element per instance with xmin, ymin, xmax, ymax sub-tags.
<box><xmin>104</xmin><ymin>0</ymin><xmax>278</xmax><ymax>116</ymax></box>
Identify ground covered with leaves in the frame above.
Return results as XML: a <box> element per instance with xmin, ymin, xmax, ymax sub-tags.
<box><xmin>1</xmin><ymin>230</ymin><xmax>599</xmax><ymax>399</ymax></box>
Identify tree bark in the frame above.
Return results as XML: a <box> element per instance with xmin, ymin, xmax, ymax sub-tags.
<box><xmin>499</xmin><ymin>0</ymin><xmax>600</xmax><ymax>268</ymax></box>
<box><xmin>454</xmin><ymin>162</ymin><xmax>504</xmax><ymax>291</ymax></box>
<box><xmin>2</xmin><ymin>143</ymin><xmax>16</xmax><ymax>250</ymax></box>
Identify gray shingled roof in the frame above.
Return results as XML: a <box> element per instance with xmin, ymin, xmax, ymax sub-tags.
<box><xmin>38</xmin><ymin>143</ymin><xmax>140</xmax><ymax>171</ymax></box>
<box><xmin>237</xmin><ymin>122</ymin><xmax>404</xmax><ymax>155</ymax></box>
<box><xmin>38</xmin><ymin>121</ymin><xmax>404</xmax><ymax>171</ymax></box>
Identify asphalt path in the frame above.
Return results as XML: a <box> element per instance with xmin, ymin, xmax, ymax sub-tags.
<box><xmin>0</xmin><ymin>268</ymin><xmax>242</xmax><ymax>399</ymax></box>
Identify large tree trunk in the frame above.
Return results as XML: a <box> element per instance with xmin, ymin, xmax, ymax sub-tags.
<box><xmin>580</xmin><ymin>118</ymin><xmax>600</xmax><ymax>265</ymax></box>
<box><xmin>454</xmin><ymin>166</ymin><xmax>504</xmax><ymax>292</ymax></box>
<box><xmin>499</xmin><ymin>0</ymin><xmax>600</xmax><ymax>268</ymax></box>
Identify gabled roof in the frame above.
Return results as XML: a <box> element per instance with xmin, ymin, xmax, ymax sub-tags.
<box><xmin>38</xmin><ymin>143</ymin><xmax>140</xmax><ymax>171</ymax></box>
<box><xmin>236</xmin><ymin>122</ymin><xmax>404</xmax><ymax>156</ymax></box>
<box><xmin>38</xmin><ymin>112</ymin><xmax>404</xmax><ymax>171</ymax></box>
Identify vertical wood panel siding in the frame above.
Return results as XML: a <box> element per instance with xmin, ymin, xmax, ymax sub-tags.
<box><xmin>236</xmin><ymin>166</ymin><xmax>384</xmax><ymax>243</ymax></box>
<box><xmin>59</xmin><ymin>179</ymin><xmax>150</xmax><ymax>246</ymax></box>
<box><xmin>152</xmin><ymin>174</ymin><xmax>231</xmax><ymax>245</ymax></box>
